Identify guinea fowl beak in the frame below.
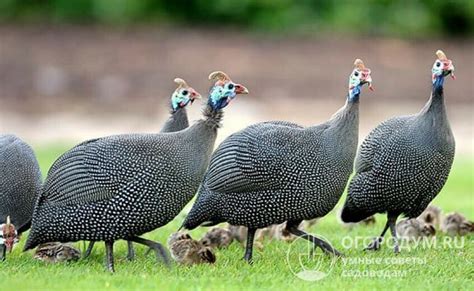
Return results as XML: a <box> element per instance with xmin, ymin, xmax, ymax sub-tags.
<box><xmin>189</xmin><ymin>90</ymin><xmax>201</xmax><ymax>104</ymax></box>
<box><xmin>363</xmin><ymin>76</ymin><xmax>374</xmax><ymax>91</ymax></box>
<box><xmin>191</xmin><ymin>90</ymin><xmax>202</xmax><ymax>100</ymax></box>
<box><xmin>235</xmin><ymin>84</ymin><xmax>249</xmax><ymax>94</ymax></box>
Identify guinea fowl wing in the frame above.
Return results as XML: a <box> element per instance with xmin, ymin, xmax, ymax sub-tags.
<box><xmin>206</xmin><ymin>122</ymin><xmax>321</xmax><ymax>194</ymax></box>
<box><xmin>41</xmin><ymin>134</ymin><xmax>180</xmax><ymax>206</ymax></box>
<box><xmin>354</xmin><ymin>116</ymin><xmax>412</xmax><ymax>174</ymax></box>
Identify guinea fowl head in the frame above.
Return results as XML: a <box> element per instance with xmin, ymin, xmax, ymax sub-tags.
<box><xmin>348</xmin><ymin>59</ymin><xmax>373</xmax><ymax>101</ymax></box>
<box><xmin>207</xmin><ymin>71</ymin><xmax>249</xmax><ymax>110</ymax></box>
<box><xmin>1</xmin><ymin>216</ymin><xmax>18</xmax><ymax>253</ymax></box>
<box><xmin>432</xmin><ymin>50</ymin><xmax>455</xmax><ymax>83</ymax></box>
<box><xmin>171</xmin><ymin>78</ymin><xmax>201</xmax><ymax>112</ymax></box>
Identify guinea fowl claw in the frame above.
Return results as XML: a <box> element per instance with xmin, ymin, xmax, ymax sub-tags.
<box><xmin>364</xmin><ymin>237</ymin><xmax>382</xmax><ymax>251</ymax></box>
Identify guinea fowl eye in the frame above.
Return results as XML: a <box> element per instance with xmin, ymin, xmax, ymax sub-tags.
<box><xmin>436</xmin><ymin>62</ymin><xmax>441</xmax><ymax>67</ymax></box>
<box><xmin>182</xmin><ymin>90</ymin><xmax>188</xmax><ymax>96</ymax></box>
<box><xmin>228</xmin><ymin>83</ymin><xmax>234</xmax><ymax>90</ymax></box>
<box><xmin>354</xmin><ymin>71</ymin><xmax>359</xmax><ymax>77</ymax></box>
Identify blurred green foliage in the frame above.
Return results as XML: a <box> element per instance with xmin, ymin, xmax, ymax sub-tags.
<box><xmin>0</xmin><ymin>0</ymin><xmax>472</xmax><ymax>36</ymax></box>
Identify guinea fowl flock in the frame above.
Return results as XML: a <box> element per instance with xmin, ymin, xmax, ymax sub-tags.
<box><xmin>0</xmin><ymin>50</ymin><xmax>471</xmax><ymax>272</ymax></box>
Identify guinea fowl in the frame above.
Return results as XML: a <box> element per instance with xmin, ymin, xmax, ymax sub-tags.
<box><xmin>182</xmin><ymin>59</ymin><xmax>373</xmax><ymax>262</ymax></box>
<box><xmin>24</xmin><ymin>71</ymin><xmax>248</xmax><ymax>272</ymax></box>
<box><xmin>441</xmin><ymin>212</ymin><xmax>474</xmax><ymax>236</ymax></box>
<box><xmin>341</xmin><ymin>50</ymin><xmax>456</xmax><ymax>253</ymax></box>
<box><xmin>0</xmin><ymin>135</ymin><xmax>42</xmax><ymax>261</ymax></box>
<box><xmin>34</xmin><ymin>242</ymin><xmax>81</xmax><ymax>263</ymax></box>
<box><xmin>168</xmin><ymin>232</ymin><xmax>216</xmax><ymax>265</ymax></box>
<box><xmin>83</xmin><ymin>78</ymin><xmax>201</xmax><ymax>261</ymax></box>
<box><xmin>200</xmin><ymin>227</ymin><xmax>234</xmax><ymax>249</ymax></box>
<box><xmin>417</xmin><ymin>205</ymin><xmax>442</xmax><ymax>228</ymax></box>
<box><xmin>396</xmin><ymin>219</ymin><xmax>436</xmax><ymax>241</ymax></box>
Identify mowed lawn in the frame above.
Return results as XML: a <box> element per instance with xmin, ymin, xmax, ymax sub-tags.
<box><xmin>1</xmin><ymin>143</ymin><xmax>473</xmax><ymax>290</ymax></box>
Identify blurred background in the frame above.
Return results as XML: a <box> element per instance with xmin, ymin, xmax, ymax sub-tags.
<box><xmin>0</xmin><ymin>0</ymin><xmax>473</xmax><ymax>157</ymax></box>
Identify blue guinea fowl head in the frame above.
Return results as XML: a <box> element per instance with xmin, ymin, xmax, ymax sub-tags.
<box><xmin>171</xmin><ymin>78</ymin><xmax>201</xmax><ymax>112</ymax></box>
<box><xmin>432</xmin><ymin>50</ymin><xmax>455</xmax><ymax>87</ymax></box>
<box><xmin>207</xmin><ymin>71</ymin><xmax>249</xmax><ymax>110</ymax></box>
<box><xmin>348</xmin><ymin>59</ymin><xmax>373</xmax><ymax>101</ymax></box>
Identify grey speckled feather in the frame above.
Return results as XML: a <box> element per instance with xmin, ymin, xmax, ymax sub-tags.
<box><xmin>183</xmin><ymin>99</ymin><xmax>360</xmax><ymax>230</ymax></box>
<box><xmin>0</xmin><ymin>135</ymin><xmax>42</xmax><ymax>231</ymax></box>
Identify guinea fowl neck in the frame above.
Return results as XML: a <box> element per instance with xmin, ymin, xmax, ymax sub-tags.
<box><xmin>160</xmin><ymin>107</ymin><xmax>189</xmax><ymax>132</ymax></box>
<box><xmin>201</xmin><ymin>104</ymin><xmax>224</xmax><ymax>130</ymax></box>
<box><xmin>420</xmin><ymin>77</ymin><xmax>446</xmax><ymax>117</ymax></box>
<box><xmin>327</xmin><ymin>94</ymin><xmax>360</xmax><ymax>127</ymax></box>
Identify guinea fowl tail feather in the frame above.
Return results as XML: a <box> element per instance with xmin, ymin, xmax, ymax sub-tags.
<box><xmin>23</xmin><ymin>227</ymin><xmax>40</xmax><ymax>251</ymax></box>
<box><xmin>181</xmin><ymin>184</ymin><xmax>221</xmax><ymax>230</ymax></box>
<box><xmin>340</xmin><ymin>198</ymin><xmax>375</xmax><ymax>223</ymax></box>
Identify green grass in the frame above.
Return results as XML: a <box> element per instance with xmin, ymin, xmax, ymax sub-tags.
<box><xmin>2</xmin><ymin>143</ymin><xmax>473</xmax><ymax>290</ymax></box>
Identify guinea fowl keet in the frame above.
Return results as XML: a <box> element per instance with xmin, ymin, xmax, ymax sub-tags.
<box><xmin>396</xmin><ymin>219</ymin><xmax>436</xmax><ymax>241</ymax></box>
<box><xmin>34</xmin><ymin>242</ymin><xmax>81</xmax><ymax>263</ymax></box>
<box><xmin>417</xmin><ymin>205</ymin><xmax>442</xmax><ymax>228</ymax></box>
<box><xmin>83</xmin><ymin>78</ymin><xmax>201</xmax><ymax>261</ymax></box>
<box><xmin>341</xmin><ymin>50</ymin><xmax>456</xmax><ymax>253</ymax></box>
<box><xmin>0</xmin><ymin>135</ymin><xmax>42</xmax><ymax>261</ymax></box>
<box><xmin>182</xmin><ymin>59</ymin><xmax>373</xmax><ymax>263</ymax></box>
<box><xmin>24</xmin><ymin>72</ymin><xmax>248</xmax><ymax>272</ymax></box>
<box><xmin>168</xmin><ymin>232</ymin><xmax>216</xmax><ymax>265</ymax></box>
<box><xmin>441</xmin><ymin>212</ymin><xmax>474</xmax><ymax>236</ymax></box>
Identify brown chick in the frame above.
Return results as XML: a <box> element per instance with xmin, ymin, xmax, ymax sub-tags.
<box><xmin>168</xmin><ymin>232</ymin><xmax>216</xmax><ymax>265</ymax></box>
<box><xmin>441</xmin><ymin>212</ymin><xmax>474</xmax><ymax>236</ymax></box>
<box><xmin>396</xmin><ymin>219</ymin><xmax>436</xmax><ymax>240</ymax></box>
<box><xmin>418</xmin><ymin>205</ymin><xmax>442</xmax><ymax>228</ymax></box>
<box><xmin>200</xmin><ymin>227</ymin><xmax>233</xmax><ymax>249</ymax></box>
<box><xmin>34</xmin><ymin>242</ymin><xmax>81</xmax><ymax>263</ymax></box>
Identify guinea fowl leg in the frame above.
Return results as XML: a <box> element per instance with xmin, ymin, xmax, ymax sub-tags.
<box><xmin>0</xmin><ymin>244</ymin><xmax>6</xmax><ymax>261</ymax></box>
<box><xmin>286</xmin><ymin>221</ymin><xmax>343</xmax><ymax>256</ymax></box>
<box><xmin>388</xmin><ymin>215</ymin><xmax>400</xmax><ymax>254</ymax></box>
<box><xmin>243</xmin><ymin>228</ymin><xmax>257</xmax><ymax>264</ymax></box>
<box><xmin>129</xmin><ymin>236</ymin><xmax>170</xmax><ymax>266</ymax></box>
<box><xmin>83</xmin><ymin>241</ymin><xmax>95</xmax><ymax>258</ymax></box>
<box><xmin>364</xmin><ymin>214</ymin><xmax>397</xmax><ymax>251</ymax></box>
<box><xmin>105</xmin><ymin>241</ymin><xmax>115</xmax><ymax>273</ymax></box>
<box><xmin>126</xmin><ymin>241</ymin><xmax>135</xmax><ymax>261</ymax></box>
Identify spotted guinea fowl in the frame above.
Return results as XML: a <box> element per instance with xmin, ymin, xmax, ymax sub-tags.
<box><xmin>83</xmin><ymin>78</ymin><xmax>201</xmax><ymax>261</ymax></box>
<box><xmin>340</xmin><ymin>50</ymin><xmax>456</xmax><ymax>253</ymax></box>
<box><xmin>24</xmin><ymin>72</ymin><xmax>248</xmax><ymax>272</ymax></box>
<box><xmin>0</xmin><ymin>135</ymin><xmax>42</xmax><ymax>261</ymax></box>
<box><xmin>182</xmin><ymin>59</ymin><xmax>373</xmax><ymax>262</ymax></box>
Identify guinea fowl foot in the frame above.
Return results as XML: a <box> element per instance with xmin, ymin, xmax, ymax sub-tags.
<box><xmin>129</xmin><ymin>236</ymin><xmax>170</xmax><ymax>267</ymax></box>
<box><xmin>393</xmin><ymin>244</ymin><xmax>400</xmax><ymax>254</ymax></box>
<box><xmin>105</xmin><ymin>241</ymin><xmax>115</xmax><ymax>273</ymax></box>
<box><xmin>83</xmin><ymin>241</ymin><xmax>95</xmax><ymax>259</ymax></box>
<box><xmin>126</xmin><ymin>241</ymin><xmax>135</xmax><ymax>261</ymax></box>
<box><xmin>364</xmin><ymin>237</ymin><xmax>383</xmax><ymax>251</ymax></box>
<box><xmin>286</xmin><ymin>222</ymin><xmax>344</xmax><ymax>257</ymax></box>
